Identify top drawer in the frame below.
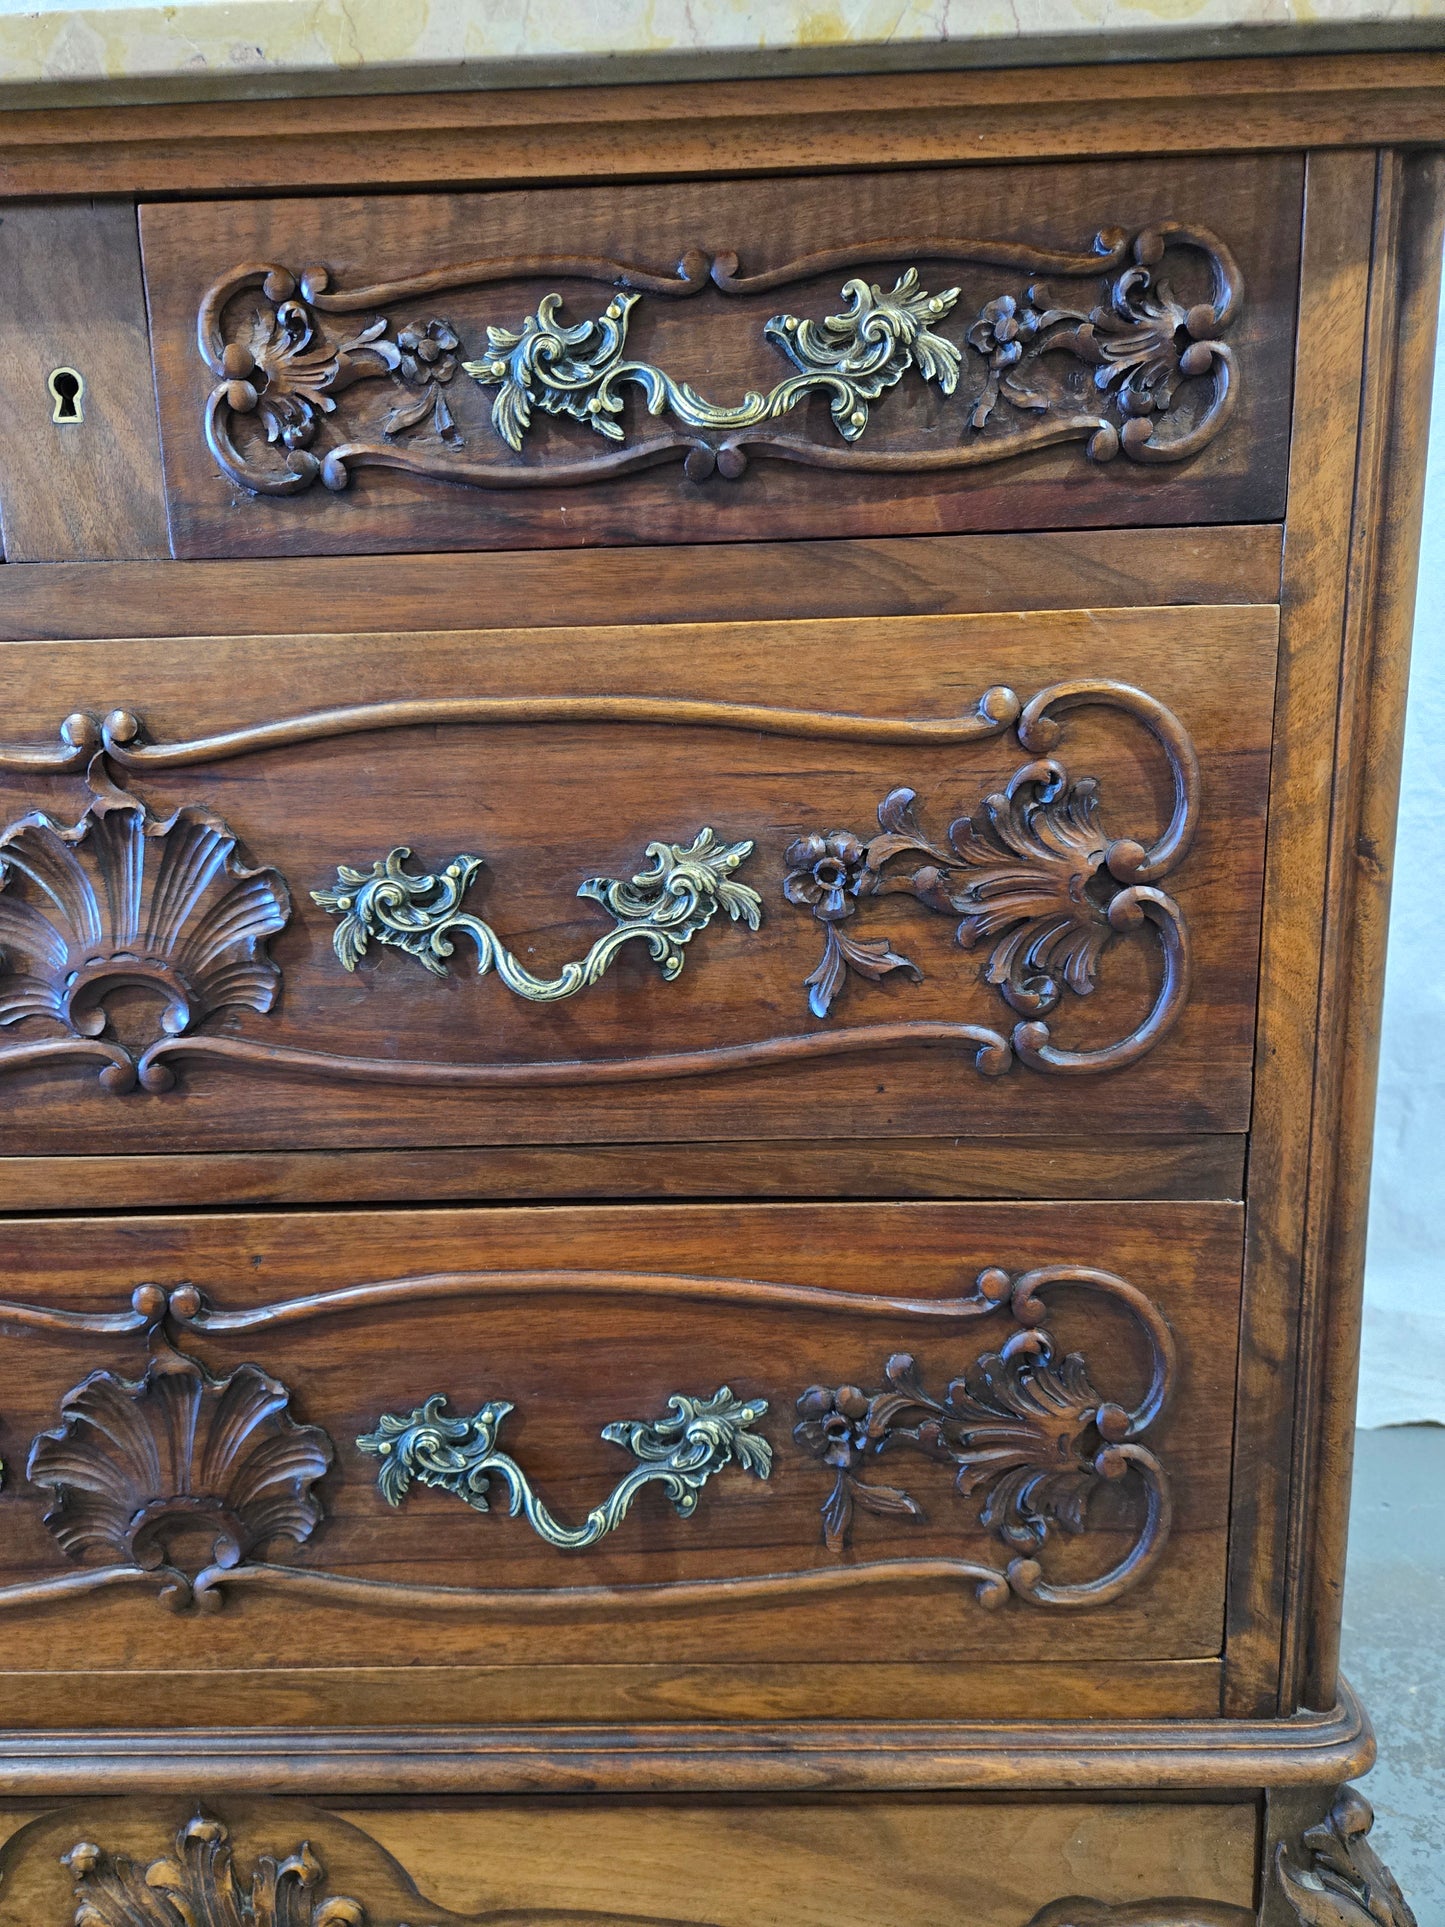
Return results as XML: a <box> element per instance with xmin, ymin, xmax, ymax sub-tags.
<box><xmin>138</xmin><ymin>154</ymin><xmax>1303</xmax><ymax>558</ymax></box>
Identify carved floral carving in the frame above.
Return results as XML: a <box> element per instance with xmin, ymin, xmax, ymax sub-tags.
<box><xmin>794</xmin><ymin>1264</ymin><xmax>1175</xmax><ymax>1609</ymax></box>
<box><xmin>783</xmin><ymin>680</ymin><xmax>1198</xmax><ymax>1075</ymax></box>
<box><xmin>0</xmin><ymin>760</ymin><xmax>289</xmax><ymax>1092</ymax></box>
<box><xmin>196</xmin><ymin>226</ymin><xmax>1241</xmax><ymax>497</ymax></box>
<box><xmin>26</xmin><ymin>1287</ymin><xmax>333</xmax><ymax>1612</ymax></box>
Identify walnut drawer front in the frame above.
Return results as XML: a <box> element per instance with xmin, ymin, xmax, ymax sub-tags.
<box><xmin>0</xmin><ymin>1200</ymin><xmax>1239</xmax><ymax>1722</ymax></box>
<box><xmin>0</xmin><ymin>1798</ymin><xmax>1261</xmax><ymax>1927</ymax></box>
<box><xmin>137</xmin><ymin>153</ymin><xmax>1302</xmax><ymax>559</ymax></box>
<box><xmin>0</xmin><ymin>603</ymin><xmax>1276</xmax><ymax>1155</ymax></box>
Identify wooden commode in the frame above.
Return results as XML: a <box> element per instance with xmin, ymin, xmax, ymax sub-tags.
<box><xmin>0</xmin><ymin>53</ymin><xmax>1437</xmax><ymax>1926</ymax></box>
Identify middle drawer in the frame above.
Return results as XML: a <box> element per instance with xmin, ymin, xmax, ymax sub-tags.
<box><xmin>0</xmin><ymin>1199</ymin><xmax>1239</xmax><ymax>1723</ymax></box>
<box><xmin>0</xmin><ymin>601</ymin><xmax>1276</xmax><ymax>1154</ymax></box>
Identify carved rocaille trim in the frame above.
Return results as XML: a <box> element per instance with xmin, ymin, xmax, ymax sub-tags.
<box><xmin>25</xmin><ymin>1286</ymin><xmax>332</xmax><ymax>1614</ymax></box>
<box><xmin>0</xmin><ymin>678</ymin><xmax>1195</xmax><ymax>1092</ymax></box>
<box><xmin>195</xmin><ymin>227</ymin><xmax>1241</xmax><ymax>498</ymax></box>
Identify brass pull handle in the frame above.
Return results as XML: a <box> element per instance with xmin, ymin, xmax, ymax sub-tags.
<box><xmin>314</xmin><ymin>830</ymin><xmax>762</xmax><ymax>1001</ymax></box>
<box><xmin>358</xmin><ymin>1387</ymin><xmax>771</xmax><ymax>1549</ymax></box>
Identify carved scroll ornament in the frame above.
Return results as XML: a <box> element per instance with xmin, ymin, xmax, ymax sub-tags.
<box><xmin>359</xmin><ymin>1385</ymin><xmax>772</xmax><ymax>1547</ymax></box>
<box><xmin>197</xmin><ymin>225</ymin><xmax>1241</xmax><ymax>497</ymax></box>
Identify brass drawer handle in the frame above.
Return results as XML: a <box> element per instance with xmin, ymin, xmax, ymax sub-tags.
<box><xmin>313</xmin><ymin>829</ymin><xmax>762</xmax><ymax>1001</ymax></box>
<box><xmin>358</xmin><ymin>1387</ymin><xmax>772</xmax><ymax>1549</ymax></box>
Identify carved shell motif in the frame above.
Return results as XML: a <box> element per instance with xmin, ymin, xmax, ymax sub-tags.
<box><xmin>0</xmin><ymin>777</ymin><xmax>289</xmax><ymax>1081</ymax></box>
<box><xmin>27</xmin><ymin>1331</ymin><xmax>333</xmax><ymax>1611</ymax></box>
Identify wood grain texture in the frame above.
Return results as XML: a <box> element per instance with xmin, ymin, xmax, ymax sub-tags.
<box><xmin>1223</xmin><ymin>151</ymin><xmax>1378</xmax><ymax>1722</ymax></box>
<box><xmin>1284</xmin><ymin>151</ymin><xmax>1445</xmax><ymax>1716</ymax></box>
<box><xmin>0</xmin><ymin>1135</ymin><xmax>1247</xmax><ymax>1211</ymax></box>
<box><xmin>0</xmin><ymin>526</ymin><xmax>1285</xmax><ymax>642</ymax></box>
<box><xmin>0</xmin><ymin>606</ymin><xmax>1277</xmax><ymax>1153</ymax></box>
<box><xmin>138</xmin><ymin>159</ymin><xmax>1300</xmax><ymax>558</ymax></box>
<box><xmin>0</xmin><ymin>1679</ymin><xmax>1373</xmax><ymax>1795</ymax></box>
<box><xmin>0</xmin><ymin>1201</ymin><xmax>1240</xmax><ymax>1694</ymax></box>
<box><xmin>0</xmin><ymin>1659</ymin><xmax>1223</xmax><ymax>1730</ymax></box>
<box><xmin>0</xmin><ymin>55</ymin><xmax>1443</xmax><ymax>197</ymax></box>
<box><xmin>0</xmin><ymin>1797</ymin><xmax>1260</xmax><ymax>1927</ymax></box>
<box><xmin>0</xmin><ymin>199</ymin><xmax>169</xmax><ymax>561</ymax></box>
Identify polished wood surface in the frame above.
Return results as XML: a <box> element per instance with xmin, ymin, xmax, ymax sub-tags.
<box><xmin>139</xmin><ymin>159</ymin><xmax>1299</xmax><ymax>557</ymax></box>
<box><xmin>0</xmin><ymin>199</ymin><xmax>168</xmax><ymax>561</ymax></box>
<box><xmin>0</xmin><ymin>526</ymin><xmax>1284</xmax><ymax>640</ymax></box>
<box><xmin>0</xmin><ymin>605</ymin><xmax>1276</xmax><ymax>1152</ymax></box>
<box><xmin>0</xmin><ymin>1658</ymin><xmax>1224</xmax><ymax>1730</ymax></box>
<box><xmin>1286</xmin><ymin>148</ymin><xmax>1445</xmax><ymax>1715</ymax></box>
<box><xmin>1224</xmin><ymin>150</ymin><xmax>1379</xmax><ymax>1720</ymax></box>
<box><xmin>0</xmin><ymin>1135</ymin><xmax>1247</xmax><ymax>1211</ymax></box>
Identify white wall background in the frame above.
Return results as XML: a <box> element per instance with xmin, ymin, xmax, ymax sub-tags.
<box><xmin>1360</xmin><ymin>258</ymin><xmax>1445</xmax><ymax>1428</ymax></box>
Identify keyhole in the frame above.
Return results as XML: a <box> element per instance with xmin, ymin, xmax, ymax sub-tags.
<box><xmin>48</xmin><ymin>367</ymin><xmax>84</xmax><ymax>423</ymax></box>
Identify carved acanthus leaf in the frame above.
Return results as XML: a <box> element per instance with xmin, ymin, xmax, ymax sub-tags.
<box><xmin>1275</xmin><ymin>1786</ymin><xmax>1419</xmax><ymax>1927</ymax></box>
<box><xmin>66</xmin><ymin>1817</ymin><xmax>365</xmax><ymax>1927</ymax></box>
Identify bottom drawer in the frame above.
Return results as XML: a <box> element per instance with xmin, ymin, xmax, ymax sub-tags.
<box><xmin>0</xmin><ymin>1200</ymin><xmax>1241</xmax><ymax>1720</ymax></box>
<box><xmin>1</xmin><ymin>1797</ymin><xmax>1260</xmax><ymax>1927</ymax></box>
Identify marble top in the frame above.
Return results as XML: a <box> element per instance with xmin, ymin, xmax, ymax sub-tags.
<box><xmin>1</xmin><ymin>0</ymin><xmax>1444</xmax><ymax>109</ymax></box>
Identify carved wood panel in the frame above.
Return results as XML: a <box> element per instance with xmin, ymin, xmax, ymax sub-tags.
<box><xmin>0</xmin><ymin>1201</ymin><xmax>1241</xmax><ymax>1698</ymax></box>
<box><xmin>0</xmin><ymin>606</ymin><xmax>1275</xmax><ymax>1155</ymax></box>
<box><xmin>137</xmin><ymin>156</ymin><xmax>1303</xmax><ymax>558</ymax></box>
